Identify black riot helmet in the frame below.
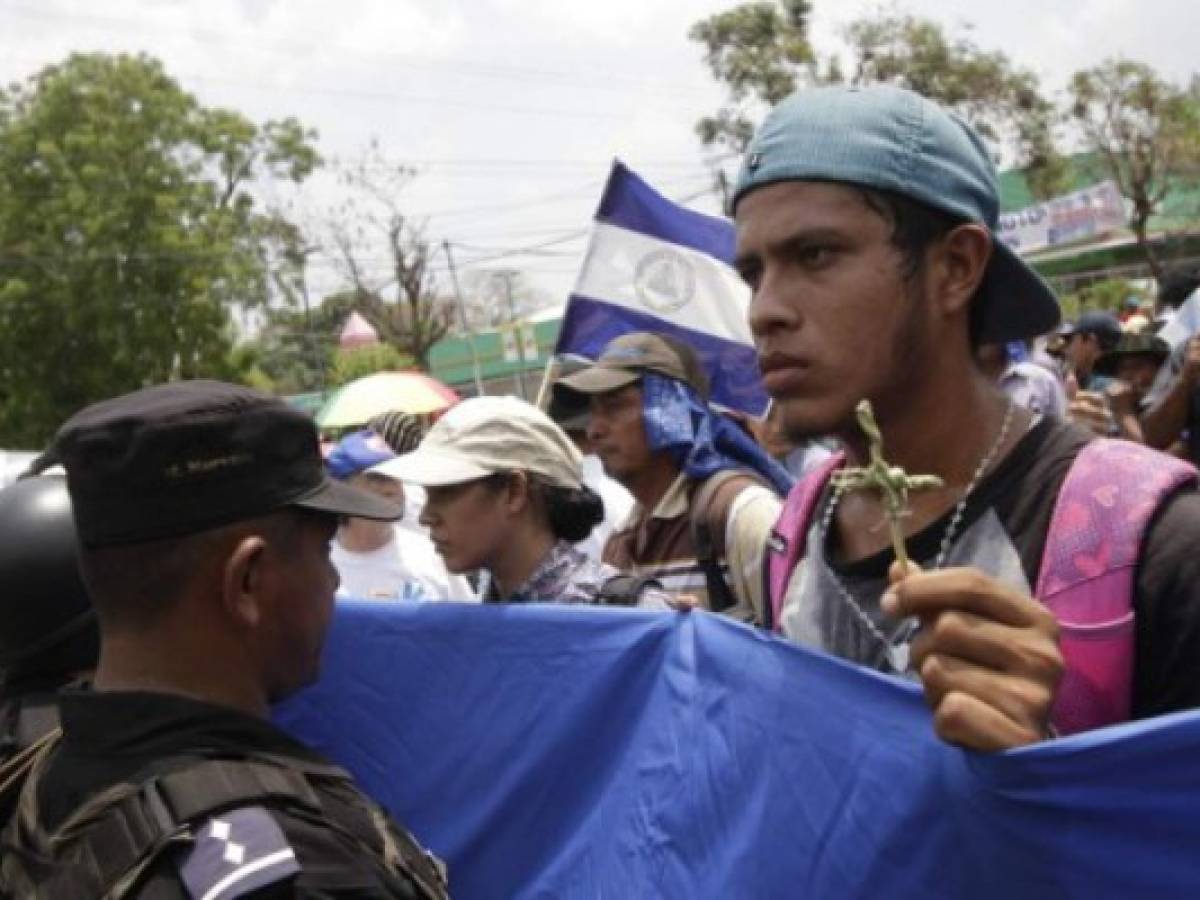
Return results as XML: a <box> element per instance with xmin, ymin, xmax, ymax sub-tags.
<box><xmin>0</xmin><ymin>473</ymin><xmax>98</xmax><ymax>679</ymax></box>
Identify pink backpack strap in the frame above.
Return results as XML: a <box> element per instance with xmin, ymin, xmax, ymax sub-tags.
<box><xmin>765</xmin><ymin>452</ymin><xmax>846</xmax><ymax>633</ymax></box>
<box><xmin>1037</xmin><ymin>439</ymin><xmax>1197</xmax><ymax>735</ymax></box>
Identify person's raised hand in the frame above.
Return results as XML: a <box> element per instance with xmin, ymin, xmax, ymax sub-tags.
<box><xmin>1068</xmin><ymin>390</ymin><xmax>1111</xmax><ymax>435</ymax></box>
<box><xmin>883</xmin><ymin>562</ymin><xmax>1063</xmax><ymax>752</ymax></box>
<box><xmin>1104</xmin><ymin>379</ymin><xmax>1137</xmax><ymax>415</ymax></box>
<box><xmin>665</xmin><ymin>592</ymin><xmax>701</xmax><ymax>612</ymax></box>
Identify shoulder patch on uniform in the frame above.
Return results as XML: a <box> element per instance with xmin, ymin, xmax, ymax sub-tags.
<box><xmin>178</xmin><ymin>805</ymin><xmax>300</xmax><ymax>900</ymax></box>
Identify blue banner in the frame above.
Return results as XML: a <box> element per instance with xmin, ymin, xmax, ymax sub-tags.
<box><xmin>276</xmin><ymin>601</ymin><xmax>1200</xmax><ymax>899</ymax></box>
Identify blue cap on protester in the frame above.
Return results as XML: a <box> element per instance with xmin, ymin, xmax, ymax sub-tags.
<box><xmin>1072</xmin><ymin>310</ymin><xmax>1123</xmax><ymax>350</ymax></box>
<box><xmin>325</xmin><ymin>430</ymin><xmax>396</xmax><ymax>480</ymax></box>
<box><xmin>732</xmin><ymin>84</ymin><xmax>1061</xmax><ymax>343</ymax></box>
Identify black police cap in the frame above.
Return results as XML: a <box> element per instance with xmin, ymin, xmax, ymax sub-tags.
<box><xmin>52</xmin><ymin>380</ymin><xmax>401</xmax><ymax>548</ymax></box>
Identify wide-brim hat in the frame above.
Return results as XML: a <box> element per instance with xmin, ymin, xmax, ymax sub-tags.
<box><xmin>1095</xmin><ymin>332</ymin><xmax>1170</xmax><ymax>376</ymax></box>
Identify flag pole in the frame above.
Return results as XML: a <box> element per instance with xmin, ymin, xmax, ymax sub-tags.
<box><xmin>534</xmin><ymin>355</ymin><xmax>560</xmax><ymax>411</ymax></box>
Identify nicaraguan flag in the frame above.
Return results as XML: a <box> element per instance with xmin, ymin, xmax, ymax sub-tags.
<box><xmin>556</xmin><ymin>161</ymin><xmax>768</xmax><ymax>415</ymax></box>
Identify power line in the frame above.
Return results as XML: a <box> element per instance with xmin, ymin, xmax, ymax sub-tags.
<box><xmin>405</xmin><ymin>178</ymin><xmax>607</xmax><ymax>220</ymax></box>
<box><xmin>0</xmin><ymin>176</ymin><xmax>724</xmax><ymax>276</ymax></box>
<box><xmin>410</xmin><ymin>171</ymin><xmax>716</xmax><ymax>221</ymax></box>
<box><xmin>0</xmin><ymin>52</ymin><xmax>660</xmax><ymax>121</ymax></box>
<box><xmin>334</xmin><ymin>156</ymin><xmax>726</xmax><ymax>169</ymax></box>
<box><xmin>0</xmin><ymin>4</ymin><xmax>715</xmax><ymax>97</ymax></box>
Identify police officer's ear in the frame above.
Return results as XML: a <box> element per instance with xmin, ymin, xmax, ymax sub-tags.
<box><xmin>221</xmin><ymin>535</ymin><xmax>269</xmax><ymax>628</ymax></box>
<box><xmin>926</xmin><ymin>222</ymin><xmax>991</xmax><ymax>321</ymax></box>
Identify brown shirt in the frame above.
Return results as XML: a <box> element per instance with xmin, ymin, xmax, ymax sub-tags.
<box><xmin>602</xmin><ymin>473</ymin><xmax>781</xmax><ymax>623</ymax></box>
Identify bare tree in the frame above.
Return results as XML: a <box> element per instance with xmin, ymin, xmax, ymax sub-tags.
<box><xmin>458</xmin><ymin>268</ymin><xmax>554</xmax><ymax>331</ymax></box>
<box><xmin>323</xmin><ymin>146</ymin><xmax>453</xmax><ymax>370</ymax></box>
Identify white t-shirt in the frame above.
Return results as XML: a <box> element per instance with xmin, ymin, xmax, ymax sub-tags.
<box><xmin>332</xmin><ymin>525</ymin><xmax>476</xmax><ymax>603</ymax></box>
<box><xmin>400</xmin><ymin>483</ymin><xmax>427</xmax><ymax>531</ymax></box>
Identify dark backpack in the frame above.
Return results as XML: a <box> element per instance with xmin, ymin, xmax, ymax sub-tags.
<box><xmin>596</xmin><ymin>574</ymin><xmax>666</xmax><ymax>606</ymax></box>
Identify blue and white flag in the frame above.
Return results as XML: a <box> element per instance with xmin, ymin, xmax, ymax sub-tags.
<box><xmin>556</xmin><ymin>161</ymin><xmax>768</xmax><ymax>416</ymax></box>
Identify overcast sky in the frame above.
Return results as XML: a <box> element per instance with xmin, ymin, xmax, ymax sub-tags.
<box><xmin>2</xmin><ymin>0</ymin><xmax>1197</xmax><ymax>310</ymax></box>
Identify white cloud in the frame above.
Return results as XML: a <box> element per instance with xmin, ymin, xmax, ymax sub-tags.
<box><xmin>1</xmin><ymin>0</ymin><xmax>1196</xmax><ymax>304</ymax></box>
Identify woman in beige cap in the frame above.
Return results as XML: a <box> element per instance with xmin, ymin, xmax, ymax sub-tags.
<box><xmin>374</xmin><ymin>396</ymin><xmax>663</xmax><ymax>605</ymax></box>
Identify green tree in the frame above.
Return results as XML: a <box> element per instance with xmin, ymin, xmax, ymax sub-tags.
<box><xmin>1069</xmin><ymin>60</ymin><xmax>1200</xmax><ymax>282</ymax></box>
<box><xmin>689</xmin><ymin>5</ymin><xmax>1067</xmax><ymax>198</ymax></box>
<box><xmin>0</xmin><ymin>53</ymin><xmax>319</xmax><ymax>446</ymax></box>
<box><xmin>249</xmin><ymin>307</ymin><xmax>333</xmax><ymax>397</ymax></box>
<box><xmin>329</xmin><ymin>343</ymin><xmax>416</xmax><ymax>388</ymax></box>
<box><xmin>250</xmin><ymin>290</ymin><xmax>365</xmax><ymax>395</ymax></box>
<box><xmin>689</xmin><ymin>0</ymin><xmax>815</xmax><ymax>154</ymax></box>
<box><xmin>1058</xmin><ymin>277</ymin><xmax>1148</xmax><ymax>320</ymax></box>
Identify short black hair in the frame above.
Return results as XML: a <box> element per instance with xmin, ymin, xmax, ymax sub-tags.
<box><xmin>79</xmin><ymin>510</ymin><xmax>306</xmax><ymax>629</ymax></box>
<box><xmin>857</xmin><ymin>188</ymin><xmax>968</xmax><ymax>280</ymax></box>
<box><xmin>858</xmin><ymin>187</ymin><xmax>985</xmax><ymax>343</ymax></box>
<box><xmin>481</xmin><ymin>471</ymin><xmax>603</xmax><ymax>544</ymax></box>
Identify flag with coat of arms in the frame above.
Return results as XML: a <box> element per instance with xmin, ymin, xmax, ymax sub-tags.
<box><xmin>554</xmin><ymin>161</ymin><xmax>768</xmax><ymax>416</ymax></box>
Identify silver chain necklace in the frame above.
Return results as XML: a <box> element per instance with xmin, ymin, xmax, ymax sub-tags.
<box><xmin>819</xmin><ymin>401</ymin><xmax>1017</xmax><ymax>673</ymax></box>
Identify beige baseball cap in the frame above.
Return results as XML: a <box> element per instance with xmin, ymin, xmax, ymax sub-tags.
<box><xmin>371</xmin><ymin>396</ymin><xmax>583</xmax><ymax>489</ymax></box>
<box><xmin>554</xmin><ymin>332</ymin><xmax>710</xmax><ymax>399</ymax></box>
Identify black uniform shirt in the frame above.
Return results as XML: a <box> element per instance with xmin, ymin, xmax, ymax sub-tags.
<box><xmin>23</xmin><ymin>689</ymin><xmax>445</xmax><ymax>899</ymax></box>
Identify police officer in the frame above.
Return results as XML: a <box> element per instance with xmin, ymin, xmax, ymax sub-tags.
<box><xmin>0</xmin><ymin>381</ymin><xmax>449</xmax><ymax>899</ymax></box>
<box><xmin>0</xmin><ymin>472</ymin><xmax>99</xmax><ymax>763</ymax></box>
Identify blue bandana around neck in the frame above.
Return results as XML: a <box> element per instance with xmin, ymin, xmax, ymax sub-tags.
<box><xmin>640</xmin><ymin>373</ymin><xmax>794</xmax><ymax>496</ymax></box>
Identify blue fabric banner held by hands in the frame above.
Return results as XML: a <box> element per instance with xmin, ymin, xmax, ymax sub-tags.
<box><xmin>276</xmin><ymin>601</ymin><xmax>1200</xmax><ymax>899</ymax></box>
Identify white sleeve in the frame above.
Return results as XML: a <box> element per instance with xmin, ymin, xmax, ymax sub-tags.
<box><xmin>723</xmin><ymin>485</ymin><xmax>783</xmax><ymax>620</ymax></box>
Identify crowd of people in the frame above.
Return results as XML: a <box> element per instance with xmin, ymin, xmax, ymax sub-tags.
<box><xmin>2</xmin><ymin>83</ymin><xmax>1200</xmax><ymax>897</ymax></box>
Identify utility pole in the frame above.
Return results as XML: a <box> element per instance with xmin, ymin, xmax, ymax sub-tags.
<box><xmin>442</xmin><ymin>241</ymin><xmax>486</xmax><ymax>397</ymax></box>
<box><xmin>493</xmin><ymin>269</ymin><xmax>529</xmax><ymax>401</ymax></box>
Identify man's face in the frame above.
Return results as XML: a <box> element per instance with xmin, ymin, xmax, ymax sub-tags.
<box><xmin>1115</xmin><ymin>355</ymin><xmax>1162</xmax><ymax>400</ymax></box>
<box><xmin>735</xmin><ymin>181</ymin><xmax>930</xmax><ymax>439</ymax></box>
<box><xmin>1065</xmin><ymin>332</ymin><xmax>1101</xmax><ymax>374</ymax></box>
<box><xmin>261</xmin><ymin>510</ymin><xmax>340</xmax><ymax>701</ymax></box>
<box><xmin>586</xmin><ymin>384</ymin><xmax>654</xmax><ymax>484</ymax></box>
<box><xmin>347</xmin><ymin>471</ymin><xmax>405</xmax><ymax>515</ymax></box>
